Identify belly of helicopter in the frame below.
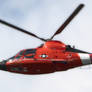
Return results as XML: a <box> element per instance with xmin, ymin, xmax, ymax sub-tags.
<box><xmin>6</xmin><ymin>59</ymin><xmax>56</xmax><ymax>74</ymax></box>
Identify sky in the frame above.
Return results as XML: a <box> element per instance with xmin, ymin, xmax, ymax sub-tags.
<box><xmin>0</xmin><ymin>0</ymin><xmax>92</xmax><ymax>92</ymax></box>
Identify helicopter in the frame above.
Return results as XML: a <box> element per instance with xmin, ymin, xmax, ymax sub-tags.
<box><xmin>0</xmin><ymin>4</ymin><xmax>92</xmax><ymax>75</ymax></box>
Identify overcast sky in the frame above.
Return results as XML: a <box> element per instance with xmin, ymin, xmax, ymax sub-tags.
<box><xmin>0</xmin><ymin>0</ymin><xmax>92</xmax><ymax>92</ymax></box>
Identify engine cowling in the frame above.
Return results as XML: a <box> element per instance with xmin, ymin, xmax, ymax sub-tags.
<box><xmin>43</xmin><ymin>40</ymin><xmax>66</xmax><ymax>50</ymax></box>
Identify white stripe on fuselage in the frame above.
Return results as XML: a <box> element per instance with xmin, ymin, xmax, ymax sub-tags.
<box><xmin>78</xmin><ymin>53</ymin><xmax>91</xmax><ymax>65</ymax></box>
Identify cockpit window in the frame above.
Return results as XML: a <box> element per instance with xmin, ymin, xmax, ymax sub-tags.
<box><xmin>24</xmin><ymin>49</ymin><xmax>36</xmax><ymax>58</ymax></box>
<box><xmin>8</xmin><ymin>49</ymin><xmax>36</xmax><ymax>60</ymax></box>
<box><xmin>19</xmin><ymin>51</ymin><xmax>24</xmax><ymax>55</ymax></box>
<box><xmin>24</xmin><ymin>49</ymin><xmax>36</xmax><ymax>55</ymax></box>
<box><xmin>14</xmin><ymin>50</ymin><xmax>24</xmax><ymax>59</ymax></box>
<box><xmin>15</xmin><ymin>56</ymin><xmax>21</xmax><ymax>59</ymax></box>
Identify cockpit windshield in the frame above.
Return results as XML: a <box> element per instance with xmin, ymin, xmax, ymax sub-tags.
<box><xmin>19</xmin><ymin>51</ymin><xmax>24</xmax><ymax>55</ymax></box>
<box><xmin>15</xmin><ymin>50</ymin><xmax>24</xmax><ymax>59</ymax></box>
<box><xmin>8</xmin><ymin>49</ymin><xmax>36</xmax><ymax>60</ymax></box>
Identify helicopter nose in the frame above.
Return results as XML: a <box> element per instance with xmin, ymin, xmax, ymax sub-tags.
<box><xmin>0</xmin><ymin>60</ymin><xmax>7</xmax><ymax>71</ymax></box>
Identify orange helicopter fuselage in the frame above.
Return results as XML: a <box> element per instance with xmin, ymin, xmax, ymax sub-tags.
<box><xmin>5</xmin><ymin>40</ymin><xmax>92</xmax><ymax>74</ymax></box>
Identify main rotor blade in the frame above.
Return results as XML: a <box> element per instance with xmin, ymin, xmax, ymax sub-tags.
<box><xmin>50</xmin><ymin>4</ymin><xmax>84</xmax><ymax>40</ymax></box>
<box><xmin>0</xmin><ymin>19</ymin><xmax>47</xmax><ymax>41</ymax></box>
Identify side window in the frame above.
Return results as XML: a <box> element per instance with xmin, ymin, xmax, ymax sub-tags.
<box><xmin>24</xmin><ymin>49</ymin><xmax>36</xmax><ymax>55</ymax></box>
<box><xmin>24</xmin><ymin>49</ymin><xmax>36</xmax><ymax>58</ymax></box>
<box><xmin>15</xmin><ymin>56</ymin><xmax>21</xmax><ymax>59</ymax></box>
